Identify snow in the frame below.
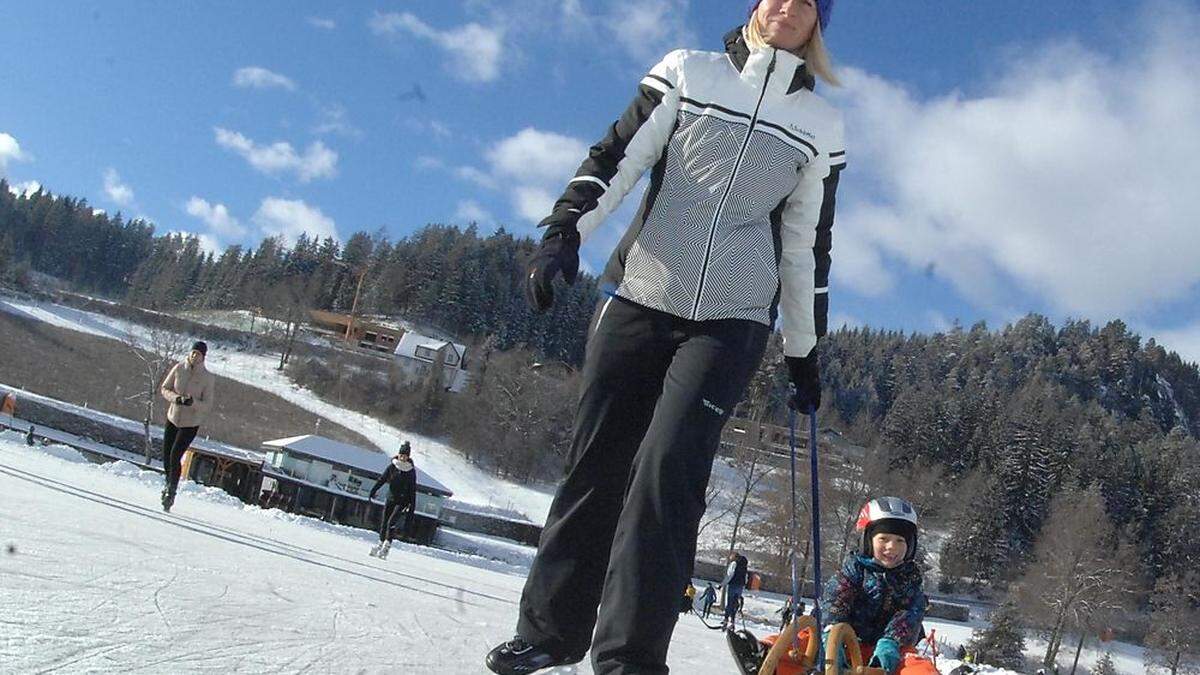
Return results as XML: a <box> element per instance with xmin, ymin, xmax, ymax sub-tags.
<box><xmin>0</xmin><ymin>435</ymin><xmax>788</xmax><ymax>673</ymax></box>
<box><xmin>4</xmin><ymin>433</ymin><xmax>1150</xmax><ymax>673</ymax></box>
<box><xmin>0</xmin><ymin>296</ymin><xmax>1159</xmax><ymax>673</ymax></box>
<box><xmin>0</xmin><ymin>295</ymin><xmax>555</xmax><ymax>523</ymax></box>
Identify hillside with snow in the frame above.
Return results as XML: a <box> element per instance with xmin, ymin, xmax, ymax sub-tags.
<box><xmin>0</xmin><ymin>295</ymin><xmax>555</xmax><ymax>524</ymax></box>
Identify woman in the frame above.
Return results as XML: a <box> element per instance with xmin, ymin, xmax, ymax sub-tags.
<box><xmin>488</xmin><ymin>1</ymin><xmax>844</xmax><ymax>673</ymax></box>
<box><xmin>158</xmin><ymin>341</ymin><xmax>216</xmax><ymax>512</ymax></box>
<box><xmin>367</xmin><ymin>441</ymin><xmax>417</xmax><ymax>559</ymax></box>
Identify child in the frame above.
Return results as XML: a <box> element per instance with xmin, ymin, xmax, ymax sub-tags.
<box><xmin>701</xmin><ymin>582</ymin><xmax>718</xmax><ymax>619</ymax></box>
<box><xmin>822</xmin><ymin>496</ymin><xmax>935</xmax><ymax>675</ymax></box>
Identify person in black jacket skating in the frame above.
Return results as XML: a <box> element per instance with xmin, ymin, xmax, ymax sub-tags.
<box><xmin>368</xmin><ymin>441</ymin><xmax>416</xmax><ymax>559</ymax></box>
<box><xmin>487</xmin><ymin>1</ymin><xmax>845</xmax><ymax>673</ymax></box>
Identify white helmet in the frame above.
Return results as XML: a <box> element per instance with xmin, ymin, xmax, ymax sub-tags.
<box><xmin>856</xmin><ymin>496</ymin><xmax>918</xmax><ymax>561</ymax></box>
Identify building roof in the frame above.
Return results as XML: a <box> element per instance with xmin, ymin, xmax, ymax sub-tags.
<box><xmin>394</xmin><ymin>331</ymin><xmax>466</xmax><ymax>364</ymax></box>
<box><xmin>262</xmin><ymin>435</ymin><xmax>453</xmax><ymax>497</ymax></box>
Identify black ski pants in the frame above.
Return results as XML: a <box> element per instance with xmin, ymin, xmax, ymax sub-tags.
<box><xmin>517</xmin><ymin>296</ymin><xmax>769</xmax><ymax>674</ymax></box>
<box><xmin>380</xmin><ymin>499</ymin><xmax>413</xmax><ymax>542</ymax></box>
<box><xmin>162</xmin><ymin>421</ymin><xmax>199</xmax><ymax>495</ymax></box>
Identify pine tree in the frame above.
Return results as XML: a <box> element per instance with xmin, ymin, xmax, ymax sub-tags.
<box><xmin>1091</xmin><ymin>651</ymin><xmax>1117</xmax><ymax>675</ymax></box>
<box><xmin>965</xmin><ymin>601</ymin><xmax>1026</xmax><ymax>670</ymax></box>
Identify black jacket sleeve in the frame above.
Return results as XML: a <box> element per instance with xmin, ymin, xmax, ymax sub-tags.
<box><xmin>369</xmin><ymin>464</ymin><xmax>394</xmax><ymax>499</ymax></box>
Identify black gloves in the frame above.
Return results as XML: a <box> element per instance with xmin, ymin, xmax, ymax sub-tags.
<box><xmin>174</xmin><ymin>395</ymin><xmax>194</xmax><ymax>406</ymax></box>
<box><xmin>174</xmin><ymin>395</ymin><xmax>184</xmax><ymax>405</ymax></box>
<box><xmin>524</xmin><ymin>229</ymin><xmax>581</xmax><ymax>312</ymax></box>
<box><xmin>785</xmin><ymin>352</ymin><xmax>821</xmax><ymax>413</ymax></box>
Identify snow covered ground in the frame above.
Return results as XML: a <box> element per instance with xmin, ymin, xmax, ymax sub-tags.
<box><xmin>3</xmin><ymin>436</ymin><xmax>1150</xmax><ymax>673</ymax></box>
<box><xmin>0</xmin><ymin>295</ymin><xmax>555</xmax><ymax>524</ymax></box>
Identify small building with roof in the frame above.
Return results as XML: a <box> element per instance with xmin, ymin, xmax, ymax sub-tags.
<box><xmin>393</xmin><ymin>331</ymin><xmax>470</xmax><ymax>392</ymax></box>
<box><xmin>258</xmin><ymin>434</ymin><xmax>453</xmax><ymax>544</ymax></box>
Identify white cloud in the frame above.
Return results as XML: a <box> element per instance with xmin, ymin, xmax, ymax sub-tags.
<box><xmin>370</xmin><ymin>12</ymin><xmax>504</xmax><ymax>83</ymax></box>
<box><xmin>312</xmin><ymin>104</ymin><xmax>362</xmax><ymax>139</ymax></box>
<box><xmin>214</xmin><ymin>127</ymin><xmax>338</xmax><ymax>182</ymax></box>
<box><xmin>0</xmin><ymin>132</ymin><xmax>28</xmax><ymax>175</ymax></box>
<box><xmin>232</xmin><ymin>66</ymin><xmax>297</xmax><ymax>91</ymax></box>
<box><xmin>8</xmin><ymin>180</ymin><xmax>41</xmax><ymax>197</ymax></box>
<box><xmin>186</xmin><ymin>197</ymin><xmax>246</xmax><ymax>241</ymax></box>
<box><xmin>103</xmin><ymin>168</ymin><xmax>134</xmax><ymax>206</ymax></box>
<box><xmin>829</xmin><ymin>4</ymin><xmax>1200</xmax><ymax>319</ymax></box>
<box><xmin>458</xmin><ymin>127</ymin><xmax>590</xmax><ymax>225</ymax></box>
<box><xmin>170</xmin><ymin>230</ymin><xmax>223</xmax><ymax>256</ymax></box>
<box><xmin>454</xmin><ymin>200</ymin><xmax>493</xmax><ymax>225</ymax></box>
<box><xmin>252</xmin><ymin>197</ymin><xmax>338</xmax><ymax>246</ymax></box>
<box><xmin>1150</xmin><ymin>321</ymin><xmax>1200</xmax><ymax>366</ymax></box>
<box><xmin>415</xmin><ymin>156</ymin><xmax>445</xmax><ymax>170</ymax></box>
<box><xmin>601</xmin><ymin>0</ymin><xmax>696</xmax><ymax>65</ymax></box>
<box><xmin>455</xmin><ymin>165</ymin><xmax>496</xmax><ymax>189</ymax></box>
<box><xmin>307</xmin><ymin>17</ymin><xmax>336</xmax><ymax>30</ymax></box>
<box><xmin>486</xmin><ymin>128</ymin><xmax>588</xmax><ymax>186</ymax></box>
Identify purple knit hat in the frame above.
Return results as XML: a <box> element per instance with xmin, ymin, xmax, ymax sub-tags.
<box><xmin>747</xmin><ymin>0</ymin><xmax>834</xmax><ymax>32</ymax></box>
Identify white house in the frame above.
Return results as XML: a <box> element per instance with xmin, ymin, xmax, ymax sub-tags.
<box><xmin>393</xmin><ymin>331</ymin><xmax>471</xmax><ymax>392</ymax></box>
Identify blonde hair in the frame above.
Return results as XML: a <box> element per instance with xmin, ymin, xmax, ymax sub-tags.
<box><xmin>744</xmin><ymin>11</ymin><xmax>840</xmax><ymax>87</ymax></box>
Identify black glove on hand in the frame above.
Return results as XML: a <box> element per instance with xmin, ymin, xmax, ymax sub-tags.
<box><xmin>786</xmin><ymin>352</ymin><xmax>821</xmax><ymax>413</ymax></box>
<box><xmin>174</xmin><ymin>395</ymin><xmax>185</xmax><ymax>405</ymax></box>
<box><xmin>524</xmin><ymin>229</ymin><xmax>581</xmax><ymax>312</ymax></box>
<box><xmin>182</xmin><ymin>396</ymin><xmax>194</xmax><ymax>407</ymax></box>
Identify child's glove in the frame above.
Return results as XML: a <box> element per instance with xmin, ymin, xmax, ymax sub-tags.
<box><xmin>868</xmin><ymin>638</ymin><xmax>901</xmax><ymax>674</ymax></box>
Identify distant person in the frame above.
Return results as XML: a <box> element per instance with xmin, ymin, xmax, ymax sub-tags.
<box><xmin>778</xmin><ymin>596</ymin><xmax>804</xmax><ymax>630</ymax></box>
<box><xmin>368</xmin><ymin>441</ymin><xmax>416</xmax><ymax>559</ymax></box>
<box><xmin>158</xmin><ymin>341</ymin><xmax>215</xmax><ymax>512</ymax></box>
<box><xmin>680</xmin><ymin>582</ymin><xmax>697</xmax><ymax>614</ymax></box>
<box><xmin>26</xmin><ymin>424</ymin><xmax>35</xmax><ymax>446</ymax></box>
<box><xmin>720</xmin><ymin>550</ymin><xmax>750</xmax><ymax>629</ymax></box>
<box><xmin>701</xmin><ymin>582</ymin><xmax>718</xmax><ymax>619</ymax></box>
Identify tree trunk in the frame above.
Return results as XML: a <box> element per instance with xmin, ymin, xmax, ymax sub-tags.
<box><xmin>1068</xmin><ymin>630</ymin><xmax>1085</xmax><ymax>675</ymax></box>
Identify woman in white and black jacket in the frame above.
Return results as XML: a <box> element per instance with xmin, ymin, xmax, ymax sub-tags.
<box><xmin>488</xmin><ymin>2</ymin><xmax>845</xmax><ymax>673</ymax></box>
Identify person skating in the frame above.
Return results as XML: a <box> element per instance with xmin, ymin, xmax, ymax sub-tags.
<box><xmin>158</xmin><ymin>341</ymin><xmax>215</xmax><ymax>512</ymax></box>
<box><xmin>679</xmin><ymin>582</ymin><xmax>697</xmax><ymax>614</ymax></box>
<box><xmin>368</xmin><ymin>441</ymin><xmax>417</xmax><ymax>559</ymax></box>
<box><xmin>700</xmin><ymin>582</ymin><xmax>718</xmax><ymax>620</ymax></box>
<box><xmin>486</xmin><ymin>0</ymin><xmax>844</xmax><ymax>671</ymax></box>
<box><xmin>720</xmin><ymin>550</ymin><xmax>750</xmax><ymax>629</ymax></box>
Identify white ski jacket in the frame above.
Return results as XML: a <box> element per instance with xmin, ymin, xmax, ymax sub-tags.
<box><xmin>540</xmin><ymin>27</ymin><xmax>846</xmax><ymax>358</ymax></box>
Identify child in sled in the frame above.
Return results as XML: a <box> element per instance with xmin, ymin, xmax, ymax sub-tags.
<box><xmin>820</xmin><ymin>496</ymin><xmax>937</xmax><ymax>675</ymax></box>
<box><xmin>737</xmin><ymin>496</ymin><xmax>938</xmax><ymax>675</ymax></box>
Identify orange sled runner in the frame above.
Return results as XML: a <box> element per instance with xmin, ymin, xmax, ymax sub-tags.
<box><xmin>728</xmin><ymin>617</ymin><xmax>940</xmax><ymax>675</ymax></box>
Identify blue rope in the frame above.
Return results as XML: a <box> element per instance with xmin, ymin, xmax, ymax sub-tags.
<box><xmin>809</xmin><ymin>410</ymin><xmax>822</xmax><ymax>632</ymax></box>
<box><xmin>788</xmin><ymin>409</ymin><xmax>800</xmax><ymax>610</ymax></box>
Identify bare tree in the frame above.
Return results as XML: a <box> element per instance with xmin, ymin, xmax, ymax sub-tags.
<box><xmin>124</xmin><ymin>323</ymin><xmax>188</xmax><ymax>464</ymax></box>
<box><xmin>263</xmin><ymin>278</ymin><xmax>313</xmax><ymax>370</ymax></box>
<box><xmin>1009</xmin><ymin>487</ymin><xmax>1138</xmax><ymax>671</ymax></box>
<box><xmin>1144</xmin><ymin>572</ymin><xmax>1200</xmax><ymax>675</ymax></box>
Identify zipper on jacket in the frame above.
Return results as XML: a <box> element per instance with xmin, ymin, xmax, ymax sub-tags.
<box><xmin>690</xmin><ymin>49</ymin><xmax>777</xmax><ymax>321</ymax></box>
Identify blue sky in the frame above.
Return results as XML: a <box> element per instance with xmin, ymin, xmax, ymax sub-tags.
<box><xmin>2</xmin><ymin>1</ymin><xmax>1199</xmax><ymax>363</ymax></box>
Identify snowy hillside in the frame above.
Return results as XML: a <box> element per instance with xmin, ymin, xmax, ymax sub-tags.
<box><xmin>0</xmin><ymin>295</ymin><xmax>555</xmax><ymax>523</ymax></box>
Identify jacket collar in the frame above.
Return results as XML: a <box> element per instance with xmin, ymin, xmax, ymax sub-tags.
<box><xmin>723</xmin><ymin>26</ymin><xmax>815</xmax><ymax>95</ymax></box>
